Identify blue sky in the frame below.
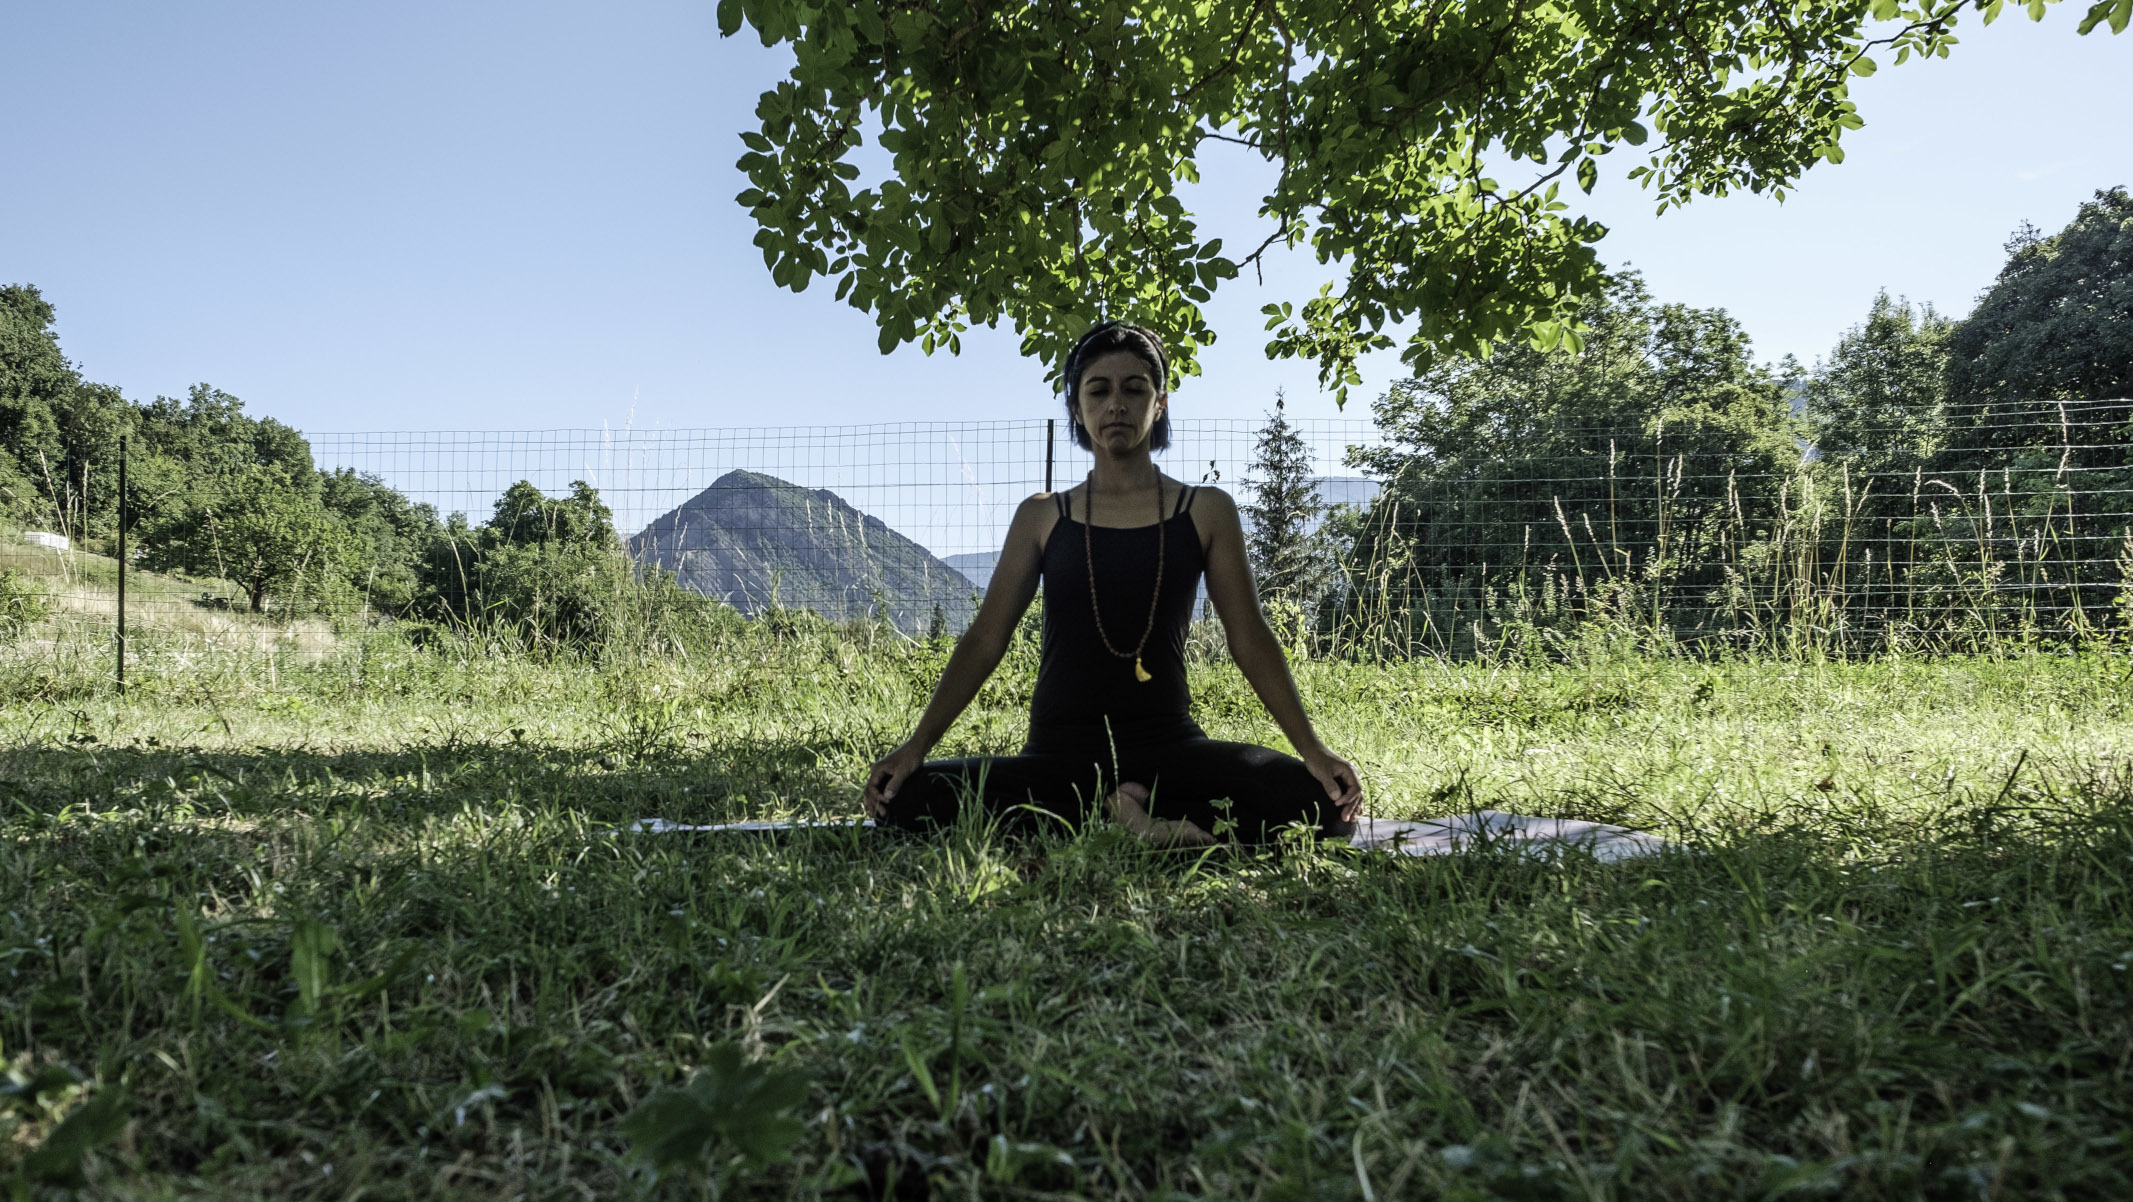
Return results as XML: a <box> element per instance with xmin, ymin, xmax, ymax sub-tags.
<box><xmin>5</xmin><ymin>1</ymin><xmax>2127</xmax><ymax>435</ymax></box>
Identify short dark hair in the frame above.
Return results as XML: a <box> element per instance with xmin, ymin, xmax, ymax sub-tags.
<box><xmin>1061</xmin><ymin>321</ymin><xmax>1170</xmax><ymax>451</ymax></box>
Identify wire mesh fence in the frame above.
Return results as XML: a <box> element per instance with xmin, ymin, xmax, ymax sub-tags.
<box><xmin>1</xmin><ymin>403</ymin><xmax>2128</xmax><ymax>672</ymax></box>
<box><xmin>0</xmin><ymin>419</ymin><xmax>1381</xmax><ymax>667</ymax></box>
<box><xmin>1339</xmin><ymin>398</ymin><xmax>2133</xmax><ymax>658</ymax></box>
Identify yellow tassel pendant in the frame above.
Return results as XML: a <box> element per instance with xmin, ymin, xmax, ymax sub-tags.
<box><xmin>1134</xmin><ymin>657</ymin><xmax>1152</xmax><ymax>683</ymax></box>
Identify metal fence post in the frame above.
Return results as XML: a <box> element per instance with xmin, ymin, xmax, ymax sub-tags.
<box><xmin>116</xmin><ymin>434</ymin><xmax>127</xmax><ymax>696</ymax></box>
<box><xmin>1045</xmin><ymin>419</ymin><xmax>1055</xmax><ymax>493</ymax></box>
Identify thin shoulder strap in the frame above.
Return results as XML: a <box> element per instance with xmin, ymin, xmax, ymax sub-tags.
<box><xmin>1055</xmin><ymin>488</ymin><xmax>1071</xmax><ymax>521</ymax></box>
<box><xmin>1175</xmin><ymin>484</ymin><xmax>1197</xmax><ymax>516</ymax></box>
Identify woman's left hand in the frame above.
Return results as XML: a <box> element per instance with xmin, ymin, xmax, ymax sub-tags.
<box><xmin>1302</xmin><ymin>746</ymin><xmax>1364</xmax><ymax>822</ymax></box>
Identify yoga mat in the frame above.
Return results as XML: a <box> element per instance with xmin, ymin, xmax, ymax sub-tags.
<box><xmin>628</xmin><ymin>811</ymin><xmax>1666</xmax><ymax>859</ymax></box>
<box><xmin>1345</xmin><ymin>811</ymin><xmax>1667</xmax><ymax>861</ymax></box>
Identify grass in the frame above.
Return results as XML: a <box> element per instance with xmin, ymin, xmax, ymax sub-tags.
<box><xmin>3</xmin><ymin>620</ymin><xmax>2132</xmax><ymax>1199</ymax></box>
<box><xmin>0</xmin><ymin>536</ymin><xmax>338</xmax><ymax>660</ymax></box>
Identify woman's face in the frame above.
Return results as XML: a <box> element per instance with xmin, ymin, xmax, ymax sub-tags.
<box><xmin>1075</xmin><ymin>350</ymin><xmax>1166</xmax><ymax>455</ymax></box>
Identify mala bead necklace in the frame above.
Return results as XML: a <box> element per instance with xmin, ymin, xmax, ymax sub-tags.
<box><xmin>1081</xmin><ymin>472</ymin><xmax>1164</xmax><ymax>682</ymax></box>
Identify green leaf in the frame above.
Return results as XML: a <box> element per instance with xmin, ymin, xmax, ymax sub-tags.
<box><xmin>24</xmin><ymin>1086</ymin><xmax>129</xmax><ymax>1186</ymax></box>
<box><xmin>901</xmin><ymin>1035</ymin><xmax>942</xmax><ymax>1110</ymax></box>
<box><xmin>1577</xmin><ymin>158</ymin><xmax>1598</xmax><ymax>195</ymax></box>
<box><xmin>287</xmin><ymin>916</ymin><xmax>338</xmax><ymax>1018</ymax></box>
<box><xmin>2077</xmin><ymin>0</ymin><xmax>2131</xmax><ymax>33</ymax></box>
<box><xmin>621</xmin><ymin>1045</ymin><xmax>810</xmax><ymax>1182</ymax></box>
<box><xmin>854</xmin><ymin>0</ymin><xmax>885</xmax><ymax>42</ymax></box>
<box><xmin>716</xmin><ymin>0</ymin><xmax>743</xmax><ymax>37</ymax></box>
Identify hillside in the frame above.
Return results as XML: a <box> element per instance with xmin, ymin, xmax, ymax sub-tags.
<box><xmin>631</xmin><ymin>470</ymin><xmax>977</xmax><ymax>634</ymax></box>
<box><xmin>0</xmin><ymin>532</ymin><xmax>337</xmax><ymax>655</ymax></box>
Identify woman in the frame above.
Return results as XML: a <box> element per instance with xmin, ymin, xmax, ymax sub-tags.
<box><xmin>864</xmin><ymin>321</ymin><xmax>1363</xmax><ymax>847</ymax></box>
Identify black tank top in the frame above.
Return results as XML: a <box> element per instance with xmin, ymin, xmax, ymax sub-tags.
<box><xmin>1027</xmin><ymin>482</ymin><xmax>1206</xmax><ymax>755</ymax></box>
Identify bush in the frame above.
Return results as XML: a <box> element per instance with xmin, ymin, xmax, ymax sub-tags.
<box><xmin>0</xmin><ymin>569</ymin><xmax>51</xmax><ymax>640</ymax></box>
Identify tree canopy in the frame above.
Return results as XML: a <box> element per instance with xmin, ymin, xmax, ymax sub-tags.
<box><xmin>1945</xmin><ymin>187</ymin><xmax>2133</xmax><ymax>441</ymax></box>
<box><xmin>1805</xmin><ymin>290</ymin><xmax>1954</xmax><ymax>485</ymax></box>
<box><xmin>724</xmin><ymin>0</ymin><xmax>2126</xmax><ymax>401</ymax></box>
<box><xmin>1343</xmin><ymin>272</ymin><xmax>1800</xmax><ymax>650</ymax></box>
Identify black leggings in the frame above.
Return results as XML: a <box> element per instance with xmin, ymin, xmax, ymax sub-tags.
<box><xmin>878</xmin><ymin>738</ymin><xmax>1354</xmax><ymax>845</ymax></box>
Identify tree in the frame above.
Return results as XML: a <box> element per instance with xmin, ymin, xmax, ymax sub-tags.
<box><xmin>0</xmin><ymin>285</ymin><xmax>76</xmax><ymax>528</ymax></box>
<box><xmin>723</xmin><ymin>0</ymin><xmax>2125</xmax><ymax>401</ymax></box>
<box><xmin>319</xmin><ymin>468</ymin><xmax>442</xmax><ymax>614</ymax></box>
<box><xmin>138</xmin><ymin>464</ymin><xmax>348</xmax><ymax>613</ymax></box>
<box><xmin>1807</xmin><ymin>291</ymin><xmax>1955</xmax><ymax>485</ymax></box>
<box><xmin>1949</xmin><ymin>188</ymin><xmax>2133</xmax><ymax>412</ymax></box>
<box><xmin>1242</xmin><ymin>392</ymin><xmax>1325</xmax><ymax>611</ymax></box>
<box><xmin>129</xmin><ymin>384</ymin><xmax>350</xmax><ymax>612</ymax></box>
<box><xmin>415</xmin><ymin>480</ymin><xmax>637</xmax><ymax>650</ymax></box>
<box><xmin>1939</xmin><ymin>187</ymin><xmax>2133</xmax><ymax>478</ymax></box>
<box><xmin>1918</xmin><ymin>189</ymin><xmax>2133</xmax><ymax>632</ymax></box>
<box><xmin>1347</xmin><ymin>273</ymin><xmax>1800</xmax><ymax>649</ymax></box>
<box><xmin>484</xmin><ymin>480</ymin><xmax>617</xmax><ymax>549</ymax></box>
<box><xmin>0</xmin><ymin>285</ymin><xmax>132</xmax><ymax>538</ymax></box>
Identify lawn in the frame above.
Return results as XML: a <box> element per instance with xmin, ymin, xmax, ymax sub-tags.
<box><xmin>3</xmin><ymin>622</ymin><xmax>2130</xmax><ymax>1198</ymax></box>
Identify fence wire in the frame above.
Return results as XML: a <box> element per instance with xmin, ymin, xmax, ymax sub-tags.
<box><xmin>2</xmin><ymin>405</ymin><xmax>2128</xmax><ymax>668</ymax></box>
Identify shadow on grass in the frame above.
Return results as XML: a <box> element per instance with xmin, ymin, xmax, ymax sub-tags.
<box><xmin>0</xmin><ymin>733</ymin><xmax>865</xmax><ymax>831</ymax></box>
<box><xmin>8</xmin><ymin>734</ymin><xmax>2133</xmax><ymax>1199</ymax></box>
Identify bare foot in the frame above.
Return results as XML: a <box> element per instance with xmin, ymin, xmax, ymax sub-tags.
<box><xmin>1105</xmin><ymin>782</ymin><xmax>1216</xmax><ymax>848</ymax></box>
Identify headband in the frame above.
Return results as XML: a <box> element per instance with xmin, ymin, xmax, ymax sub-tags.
<box><xmin>1063</xmin><ymin>321</ymin><xmax>1168</xmax><ymax>402</ymax></box>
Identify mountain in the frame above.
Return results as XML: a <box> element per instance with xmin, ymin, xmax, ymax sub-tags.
<box><xmin>631</xmin><ymin>470</ymin><xmax>978</xmax><ymax>633</ymax></box>
<box><xmin>943</xmin><ymin>551</ymin><xmax>998</xmax><ymax>592</ymax></box>
<box><xmin>1312</xmin><ymin>476</ymin><xmax>1380</xmax><ymax>511</ymax></box>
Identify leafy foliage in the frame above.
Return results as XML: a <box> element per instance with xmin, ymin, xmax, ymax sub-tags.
<box><xmin>1806</xmin><ymin>290</ymin><xmax>1955</xmax><ymax>487</ymax></box>
<box><xmin>138</xmin><ymin>463</ymin><xmax>350</xmax><ymax>613</ymax></box>
<box><xmin>1348</xmin><ymin>273</ymin><xmax>1799</xmax><ymax>648</ymax></box>
<box><xmin>413</xmin><ymin>480</ymin><xmax>645</xmax><ymax>650</ymax></box>
<box><xmin>318</xmin><ymin>467</ymin><xmax>444</xmax><ymax>613</ymax></box>
<box><xmin>1939</xmin><ymin>186</ymin><xmax>2133</xmax><ymax>483</ymax></box>
<box><xmin>1242</xmin><ymin>392</ymin><xmax>1327</xmax><ymax>618</ymax></box>
<box><xmin>0</xmin><ymin>570</ymin><xmax>50</xmax><ymax>641</ymax></box>
<box><xmin>0</xmin><ymin>284</ymin><xmax>129</xmax><ymax>535</ymax></box>
<box><xmin>621</xmin><ymin>1044</ymin><xmax>810</xmax><ymax>1184</ymax></box>
<box><xmin>723</xmin><ymin>0</ymin><xmax>2122</xmax><ymax>400</ymax></box>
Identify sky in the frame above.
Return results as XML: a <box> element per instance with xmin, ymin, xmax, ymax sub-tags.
<box><xmin>4</xmin><ymin>1</ymin><xmax>2128</xmax><ymax>437</ymax></box>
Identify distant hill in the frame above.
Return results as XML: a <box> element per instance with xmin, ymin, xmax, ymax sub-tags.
<box><xmin>943</xmin><ymin>551</ymin><xmax>998</xmax><ymax>592</ymax></box>
<box><xmin>631</xmin><ymin>470</ymin><xmax>978</xmax><ymax>634</ymax></box>
<box><xmin>1312</xmin><ymin>476</ymin><xmax>1380</xmax><ymax>511</ymax></box>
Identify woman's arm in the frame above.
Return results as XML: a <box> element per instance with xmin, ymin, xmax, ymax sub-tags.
<box><xmin>862</xmin><ymin>493</ymin><xmax>1053</xmax><ymax>814</ymax></box>
<box><xmin>1196</xmin><ymin>488</ymin><xmax>1364</xmax><ymax>819</ymax></box>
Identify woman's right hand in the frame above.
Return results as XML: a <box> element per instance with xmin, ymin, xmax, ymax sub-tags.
<box><xmin>862</xmin><ymin>741</ymin><xmax>927</xmax><ymax>818</ymax></box>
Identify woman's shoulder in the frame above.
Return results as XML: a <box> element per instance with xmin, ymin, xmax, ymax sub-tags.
<box><xmin>1018</xmin><ymin>488</ymin><xmax>1071</xmax><ymax>516</ymax></box>
<box><xmin>1010</xmin><ymin>490</ymin><xmax>1070</xmax><ymax>534</ymax></box>
<box><xmin>1180</xmin><ymin>481</ymin><xmax>1239</xmax><ymax>517</ymax></box>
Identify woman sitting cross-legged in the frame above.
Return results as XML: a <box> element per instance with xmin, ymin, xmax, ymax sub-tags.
<box><xmin>865</xmin><ymin>321</ymin><xmax>1363</xmax><ymax>847</ymax></box>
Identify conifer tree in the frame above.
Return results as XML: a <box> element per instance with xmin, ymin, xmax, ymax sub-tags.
<box><xmin>1242</xmin><ymin>392</ymin><xmax>1325</xmax><ymax>613</ymax></box>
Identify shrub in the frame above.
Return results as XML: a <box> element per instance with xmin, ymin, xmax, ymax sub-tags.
<box><xmin>0</xmin><ymin>569</ymin><xmax>51</xmax><ymax>640</ymax></box>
